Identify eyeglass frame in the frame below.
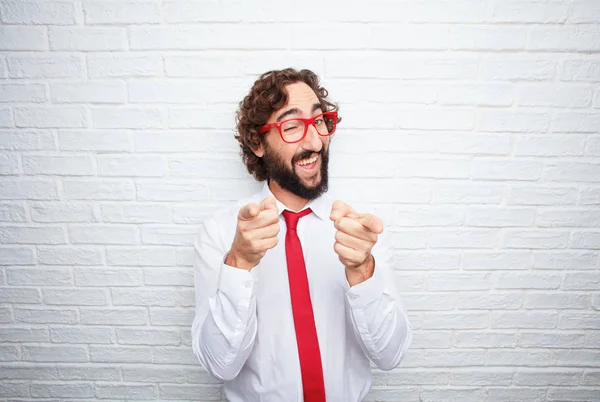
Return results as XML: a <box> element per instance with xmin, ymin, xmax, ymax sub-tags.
<box><xmin>258</xmin><ymin>111</ymin><xmax>339</xmax><ymax>144</ymax></box>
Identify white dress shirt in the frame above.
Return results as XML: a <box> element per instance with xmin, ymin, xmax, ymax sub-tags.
<box><xmin>191</xmin><ymin>183</ymin><xmax>412</xmax><ymax>402</ymax></box>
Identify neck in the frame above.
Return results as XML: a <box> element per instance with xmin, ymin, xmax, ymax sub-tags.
<box><xmin>268</xmin><ymin>179</ymin><xmax>309</xmax><ymax>212</ymax></box>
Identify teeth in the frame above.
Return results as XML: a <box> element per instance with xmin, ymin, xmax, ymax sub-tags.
<box><xmin>297</xmin><ymin>156</ymin><xmax>317</xmax><ymax>166</ymax></box>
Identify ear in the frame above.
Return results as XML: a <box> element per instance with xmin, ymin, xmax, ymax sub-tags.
<box><xmin>252</xmin><ymin>143</ymin><xmax>264</xmax><ymax>158</ymax></box>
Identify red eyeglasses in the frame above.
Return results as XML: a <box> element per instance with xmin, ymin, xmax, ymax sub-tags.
<box><xmin>258</xmin><ymin>111</ymin><xmax>338</xmax><ymax>144</ymax></box>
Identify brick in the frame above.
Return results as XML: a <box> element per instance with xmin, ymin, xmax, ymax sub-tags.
<box><xmin>97</xmin><ymin>155</ymin><xmax>166</xmax><ymax>177</ymax></box>
<box><xmin>426</xmin><ymin>272</ymin><xmax>492</xmax><ymax>291</ymax></box>
<box><xmin>160</xmin><ymin>384</ymin><xmax>222</xmax><ymax>400</ymax></box>
<box><xmin>569</xmin><ymin>0</ymin><xmax>600</xmax><ymax>22</ymax></box>
<box><xmin>326</xmin><ymin>54</ymin><xmax>479</xmax><ymax>80</ymax></box>
<box><xmin>389</xmin><ymin>231</ymin><xmax>429</xmax><ymax>251</ymax></box>
<box><xmin>478</xmin><ymin>110</ymin><xmax>550</xmax><ymax>132</ymax></box>
<box><xmin>547</xmin><ymin>389</ymin><xmax>600</xmax><ymax>401</ymax></box>
<box><xmin>405</xmin><ymin>293</ymin><xmax>458</xmax><ymax>311</ymax></box>
<box><xmin>483</xmin><ymin>388</ymin><xmax>546</xmax><ymax>402</ymax></box>
<box><xmin>95</xmin><ymin>384</ymin><xmax>157</xmax><ymax>400</ymax></box>
<box><xmin>106</xmin><ymin>247</ymin><xmax>175</xmax><ymax>266</ymax></box>
<box><xmin>392</xmin><ymin>206</ymin><xmax>464</xmax><ymax>227</ymax></box>
<box><xmin>51</xmin><ymin>327</ymin><xmax>112</xmax><ymax>344</ymax></box>
<box><xmin>144</xmin><ymin>268</ymin><xmax>193</xmax><ymax>286</ymax></box>
<box><xmin>537</xmin><ymin>209</ymin><xmax>600</xmax><ymax>227</ymax></box>
<box><xmin>0</xmin><ymin>129</ymin><xmax>55</xmax><ymax>151</ymax></box>
<box><xmin>31</xmin><ymin>383</ymin><xmax>94</xmax><ymax>398</ymax></box>
<box><xmin>90</xmin><ymin>346</ymin><xmax>152</xmax><ymax>363</ymax></box>
<box><xmin>101</xmin><ymin>203</ymin><xmax>170</xmax><ymax>223</ymax></box>
<box><xmin>491</xmin><ymin>312</ymin><xmax>557</xmax><ymax>329</ymax></box>
<box><xmin>92</xmin><ymin>107</ymin><xmax>166</xmax><ymax>129</ymax></box>
<box><xmin>169</xmin><ymin>156</ymin><xmax>246</xmax><ymax>179</ymax></box>
<box><xmin>15</xmin><ymin>307</ymin><xmax>77</xmax><ymax>324</ymax></box>
<box><xmin>63</xmin><ymin>179</ymin><xmax>135</xmax><ymax>200</ymax></box>
<box><xmin>186</xmin><ymin>367</ymin><xmax>222</xmax><ymax>384</ymax></box>
<box><xmin>165</xmin><ymin>54</ymin><xmax>258</xmax><ymax>78</ymax></box>
<box><xmin>176</xmin><ymin>246</ymin><xmax>195</xmax><ymax>266</ymax></box>
<box><xmin>580</xmin><ymin>187</ymin><xmax>600</xmax><ymax>205</ymax></box>
<box><xmin>366</xmin><ymin>388</ymin><xmax>420</xmax><ymax>401</ymax></box>
<box><xmin>88</xmin><ymin>53</ymin><xmax>163</xmax><ymax>78</ymax></box>
<box><xmin>393</xmin><ymin>157</ymin><xmax>470</xmax><ymax>179</ymax></box>
<box><xmin>130</xmin><ymin>25</ymin><xmax>288</xmax><ymax>50</ymax></box>
<box><xmin>43</xmin><ymin>288</ymin><xmax>107</xmax><ymax>306</ymax></box>
<box><xmin>454</xmin><ymin>331</ymin><xmax>518</xmax><ymax>348</ymax></box>
<box><xmin>397</xmin><ymin>108</ymin><xmax>475</xmax><ymax>130</ymax></box>
<box><xmin>450</xmin><ymin>369</ymin><xmax>514</xmax><ymax>386</ymax></box>
<box><xmin>403</xmin><ymin>350</ymin><xmax>486</xmax><ymax>368</ymax></box>
<box><xmin>0</xmin><ymin>247</ymin><xmax>34</xmax><ymax>265</ymax></box>
<box><xmin>0</xmin><ymin>307</ymin><xmax>12</xmax><ymax>323</ymax></box>
<box><xmin>0</xmin><ymin>84</ymin><xmax>46</xmax><ymax>103</ymax></box>
<box><xmin>112</xmin><ymin>288</ymin><xmax>179</xmax><ymax>307</ymax></box>
<box><xmin>458</xmin><ymin>293</ymin><xmax>523</xmax><ymax>310</ymax></box>
<box><xmin>0</xmin><ymin>365</ymin><xmax>56</xmax><ymax>380</ymax></box>
<box><xmin>520</xmin><ymin>332</ymin><xmax>587</xmax><ymax>348</ymax></box>
<box><xmin>533</xmin><ymin>251</ymin><xmax>598</xmax><ymax>270</ymax></box>
<box><xmin>136</xmin><ymin>182</ymin><xmax>209</xmax><ymax>202</ymax></box>
<box><xmin>37</xmin><ymin>247</ymin><xmax>103</xmax><ymax>265</ymax></box>
<box><xmin>116</xmin><ymin>328</ymin><xmax>180</xmax><ymax>345</ymax></box>
<box><xmin>80</xmin><ymin>308</ymin><xmax>148</xmax><ymax>325</ymax></box>
<box><xmin>544</xmin><ymin>162</ymin><xmax>600</xmax><ymax>182</ymax></box>
<box><xmin>518</xmin><ymin>84</ymin><xmax>593</xmax><ymax>107</ymax></box>
<box><xmin>434</xmin><ymin>183</ymin><xmax>504</xmax><ymax>204</ymax></box>
<box><xmin>58</xmin><ymin>130</ymin><xmax>132</xmax><ymax>152</ymax></box>
<box><xmin>495</xmin><ymin>273</ymin><xmax>562</xmax><ymax>289</ymax></box>
<box><xmin>503</xmin><ymin>230</ymin><xmax>570</xmax><ymax>249</ymax></box>
<box><xmin>134</xmin><ymin>131</ymin><xmax>237</xmax><ymax>153</ymax></box>
<box><xmin>0</xmin><ymin>344</ymin><xmax>20</xmax><ymax>360</ymax></box>
<box><xmin>562</xmin><ymin>59</ymin><xmax>600</xmax><ymax>81</ymax></box>
<box><xmin>559</xmin><ymin>312</ymin><xmax>600</xmax><ymax>329</ymax></box>
<box><xmin>529</xmin><ymin>25</ymin><xmax>600</xmax><ymax>52</ymax></box>
<box><xmin>515</xmin><ymin>135</ymin><xmax>586</xmax><ymax>157</ymax></box>
<box><xmin>0</xmin><ymin>226</ymin><xmax>65</xmax><ymax>245</ymax></box>
<box><xmin>563</xmin><ymin>272</ymin><xmax>600</xmax><ymax>290</ymax></box>
<box><xmin>368</xmin><ymin>24</ymin><xmax>448</xmax><ymax>50</ymax></box>
<box><xmin>141</xmin><ymin>225</ymin><xmax>198</xmax><ymax>246</ymax></box>
<box><xmin>461</xmin><ymin>251</ymin><xmax>531</xmax><ymax>271</ymax></box>
<box><xmin>74</xmin><ymin>268</ymin><xmax>142</xmax><ymax>287</ymax></box>
<box><xmin>51</xmin><ymin>81</ymin><xmax>126</xmax><ymax>104</ymax></box>
<box><xmin>85</xmin><ymin>1</ymin><xmax>160</xmax><ymax>24</ymax></box>
<box><xmin>149</xmin><ymin>308</ymin><xmax>194</xmax><ymax>326</ymax></box>
<box><xmin>58</xmin><ymin>366</ymin><xmax>120</xmax><ymax>381</ymax></box>
<box><xmin>30</xmin><ymin>202</ymin><xmax>95</xmax><ymax>223</ymax></box>
<box><xmin>509</xmin><ymin>185</ymin><xmax>577</xmax><ymax>206</ymax></box>
<box><xmin>429</xmin><ymin>230</ymin><xmax>498</xmax><ymax>249</ymax></box>
<box><xmin>153</xmin><ymin>347</ymin><xmax>198</xmax><ymax>365</ymax></box>
<box><xmin>449</xmin><ymin>26</ymin><xmax>528</xmax><ymax>50</ymax></box>
<box><xmin>0</xmin><ymin>152</ymin><xmax>20</xmax><ymax>174</ymax></box>
<box><xmin>466</xmin><ymin>207</ymin><xmax>536</xmax><ymax>227</ymax></box>
<box><xmin>587</xmin><ymin>135</ymin><xmax>600</xmax><ymax>156</ymax></box>
<box><xmin>7</xmin><ymin>53</ymin><xmax>84</xmax><ymax>79</ymax></box>
<box><xmin>0</xmin><ymin>1</ymin><xmax>81</xmax><ymax>24</ymax></box>
<box><xmin>209</xmin><ymin>180</ymin><xmax>269</xmax><ymax>202</ymax></box>
<box><xmin>482</xmin><ymin>56</ymin><xmax>556</xmax><ymax>81</ymax></box>
<box><xmin>439</xmin><ymin>84</ymin><xmax>514</xmax><ymax>107</ymax></box>
<box><xmin>49</xmin><ymin>27</ymin><xmax>126</xmax><ymax>51</ymax></box>
<box><xmin>23</xmin><ymin>155</ymin><xmax>95</xmax><ymax>175</ymax></box>
<box><xmin>169</xmin><ymin>105</ymin><xmax>236</xmax><ymax>129</ymax></box>
<box><xmin>582</xmin><ymin>371</ymin><xmax>600</xmax><ymax>385</ymax></box>
<box><xmin>491</xmin><ymin>0</ymin><xmax>569</xmax><ymax>22</ymax></box>
<box><xmin>0</xmin><ymin>107</ymin><xmax>12</xmax><ymax>127</ymax></box>
<box><xmin>23</xmin><ymin>345</ymin><xmax>88</xmax><ymax>362</ymax></box>
<box><xmin>387</xmin><ymin>369</ymin><xmax>449</xmax><ymax>385</ymax></box>
<box><xmin>328</xmin><ymin>81</ymin><xmax>438</xmax><ymax>105</ymax></box>
<box><xmin>0</xmin><ymin>382</ymin><xmax>29</xmax><ymax>397</ymax></box>
<box><xmin>553</xmin><ymin>112</ymin><xmax>600</xmax><ymax>133</ymax></box>
<box><xmin>172</xmin><ymin>205</ymin><xmax>223</xmax><ymax>224</ymax></box>
<box><xmin>15</xmin><ymin>106</ymin><xmax>86</xmax><ymax>128</ymax></box>
<box><xmin>130</xmin><ymin>79</ymin><xmax>247</xmax><ymax>104</ymax></box>
<box><xmin>0</xmin><ymin>287</ymin><xmax>41</xmax><ymax>303</ymax></box>
<box><xmin>68</xmin><ymin>225</ymin><xmax>138</xmax><ymax>245</ymax></box>
<box><xmin>123</xmin><ymin>365</ymin><xmax>186</xmax><ymax>383</ymax></box>
<box><xmin>0</xmin><ymin>26</ymin><xmax>47</xmax><ymax>50</ymax></box>
<box><xmin>0</xmin><ymin>327</ymin><xmax>49</xmax><ymax>342</ymax></box>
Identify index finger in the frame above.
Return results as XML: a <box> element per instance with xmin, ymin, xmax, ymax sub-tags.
<box><xmin>239</xmin><ymin>203</ymin><xmax>259</xmax><ymax>221</ymax></box>
<box><xmin>356</xmin><ymin>213</ymin><xmax>384</xmax><ymax>234</ymax></box>
<box><xmin>330</xmin><ymin>200</ymin><xmax>353</xmax><ymax>221</ymax></box>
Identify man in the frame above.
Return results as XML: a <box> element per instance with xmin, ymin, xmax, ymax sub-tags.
<box><xmin>191</xmin><ymin>68</ymin><xmax>412</xmax><ymax>402</ymax></box>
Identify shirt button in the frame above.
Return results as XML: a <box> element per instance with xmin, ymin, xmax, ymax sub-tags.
<box><xmin>244</xmin><ymin>281</ymin><xmax>252</xmax><ymax>289</ymax></box>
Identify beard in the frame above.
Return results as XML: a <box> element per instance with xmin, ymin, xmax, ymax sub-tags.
<box><xmin>262</xmin><ymin>143</ymin><xmax>329</xmax><ymax>201</ymax></box>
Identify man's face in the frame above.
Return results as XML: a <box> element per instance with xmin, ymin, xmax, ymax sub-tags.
<box><xmin>255</xmin><ymin>82</ymin><xmax>331</xmax><ymax>200</ymax></box>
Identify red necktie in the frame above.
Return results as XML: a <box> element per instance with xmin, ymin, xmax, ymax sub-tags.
<box><xmin>282</xmin><ymin>208</ymin><xmax>326</xmax><ymax>402</ymax></box>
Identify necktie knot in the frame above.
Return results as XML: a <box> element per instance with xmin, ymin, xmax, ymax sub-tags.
<box><xmin>282</xmin><ymin>208</ymin><xmax>312</xmax><ymax>231</ymax></box>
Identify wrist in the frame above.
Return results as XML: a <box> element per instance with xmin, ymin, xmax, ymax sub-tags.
<box><xmin>345</xmin><ymin>254</ymin><xmax>375</xmax><ymax>286</ymax></box>
<box><xmin>225</xmin><ymin>248</ymin><xmax>256</xmax><ymax>271</ymax></box>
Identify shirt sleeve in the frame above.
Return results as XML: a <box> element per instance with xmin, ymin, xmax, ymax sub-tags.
<box><xmin>191</xmin><ymin>213</ymin><xmax>259</xmax><ymax>381</ymax></box>
<box><xmin>344</xmin><ymin>229</ymin><xmax>413</xmax><ymax>371</ymax></box>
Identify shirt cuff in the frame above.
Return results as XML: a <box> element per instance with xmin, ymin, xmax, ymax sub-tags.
<box><xmin>218</xmin><ymin>261</ymin><xmax>259</xmax><ymax>307</ymax></box>
<box><xmin>345</xmin><ymin>263</ymin><xmax>387</xmax><ymax>308</ymax></box>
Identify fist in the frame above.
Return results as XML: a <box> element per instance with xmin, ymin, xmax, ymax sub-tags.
<box><xmin>227</xmin><ymin>196</ymin><xmax>280</xmax><ymax>271</ymax></box>
<box><xmin>330</xmin><ymin>200</ymin><xmax>384</xmax><ymax>269</ymax></box>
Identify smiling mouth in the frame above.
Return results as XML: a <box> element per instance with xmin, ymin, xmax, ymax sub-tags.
<box><xmin>296</xmin><ymin>154</ymin><xmax>318</xmax><ymax>167</ymax></box>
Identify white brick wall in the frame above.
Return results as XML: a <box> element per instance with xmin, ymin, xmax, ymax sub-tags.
<box><xmin>0</xmin><ymin>0</ymin><xmax>599</xmax><ymax>401</ymax></box>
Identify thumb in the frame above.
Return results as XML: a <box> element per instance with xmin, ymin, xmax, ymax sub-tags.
<box><xmin>330</xmin><ymin>200</ymin><xmax>352</xmax><ymax>221</ymax></box>
<box><xmin>239</xmin><ymin>203</ymin><xmax>260</xmax><ymax>221</ymax></box>
<box><xmin>259</xmin><ymin>196</ymin><xmax>278</xmax><ymax>212</ymax></box>
<box><xmin>357</xmin><ymin>213</ymin><xmax>384</xmax><ymax>234</ymax></box>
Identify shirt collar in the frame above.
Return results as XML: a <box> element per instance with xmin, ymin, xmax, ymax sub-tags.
<box><xmin>259</xmin><ymin>181</ymin><xmax>330</xmax><ymax>221</ymax></box>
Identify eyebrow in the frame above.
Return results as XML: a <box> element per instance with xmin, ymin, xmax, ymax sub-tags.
<box><xmin>276</xmin><ymin>103</ymin><xmax>322</xmax><ymax>122</ymax></box>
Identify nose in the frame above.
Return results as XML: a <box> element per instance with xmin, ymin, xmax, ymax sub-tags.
<box><xmin>302</xmin><ymin>123</ymin><xmax>323</xmax><ymax>152</ymax></box>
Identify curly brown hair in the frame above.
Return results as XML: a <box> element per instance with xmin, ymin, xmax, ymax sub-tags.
<box><xmin>235</xmin><ymin>68</ymin><xmax>340</xmax><ymax>182</ymax></box>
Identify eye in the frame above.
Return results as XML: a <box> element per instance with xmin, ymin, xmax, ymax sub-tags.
<box><xmin>314</xmin><ymin>117</ymin><xmax>324</xmax><ymax>125</ymax></box>
<box><xmin>283</xmin><ymin>125</ymin><xmax>298</xmax><ymax>132</ymax></box>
